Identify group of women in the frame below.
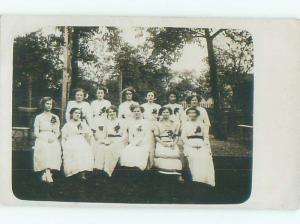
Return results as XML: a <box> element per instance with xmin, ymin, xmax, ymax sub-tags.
<box><xmin>33</xmin><ymin>86</ymin><xmax>215</xmax><ymax>187</ymax></box>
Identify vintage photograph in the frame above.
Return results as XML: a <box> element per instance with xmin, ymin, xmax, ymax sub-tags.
<box><xmin>12</xmin><ymin>24</ymin><xmax>253</xmax><ymax>204</ymax></box>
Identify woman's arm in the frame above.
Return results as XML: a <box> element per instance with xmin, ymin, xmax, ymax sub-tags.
<box><xmin>65</xmin><ymin>102</ymin><xmax>71</xmax><ymax>122</ymax></box>
<box><xmin>173</xmin><ymin>122</ymin><xmax>181</xmax><ymax>144</ymax></box>
<box><xmin>85</xmin><ymin>102</ymin><xmax>93</xmax><ymax>126</ymax></box>
<box><xmin>154</xmin><ymin>125</ymin><xmax>167</xmax><ymax>146</ymax></box>
<box><xmin>33</xmin><ymin>116</ymin><xmax>40</xmax><ymax>138</ymax></box>
<box><xmin>53</xmin><ymin>116</ymin><xmax>61</xmax><ymax>139</ymax></box>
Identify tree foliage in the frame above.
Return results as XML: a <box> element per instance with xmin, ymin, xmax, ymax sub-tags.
<box><xmin>13</xmin><ymin>30</ymin><xmax>63</xmax><ymax>107</ymax></box>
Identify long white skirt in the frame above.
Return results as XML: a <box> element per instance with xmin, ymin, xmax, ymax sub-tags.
<box><xmin>33</xmin><ymin>132</ymin><xmax>62</xmax><ymax>172</ymax></box>
<box><xmin>62</xmin><ymin>135</ymin><xmax>94</xmax><ymax>177</ymax></box>
<box><xmin>154</xmin><ymin>143</ymin><xmax>182</xmax><ymax>175</ymax></box>
<box><xmin>93</xmin><ymin>138</ymin><xmax>123</xmax><ymax>176</ymax></box>
<box><xmin>184</xmin><ymin>139</ymin><xmax>215</xmax><ymax>186</ymax></box>
<box><xmin>120</xmin><ymin>143</ymin><xmax>150</xmax><ymax>170</ymax></box>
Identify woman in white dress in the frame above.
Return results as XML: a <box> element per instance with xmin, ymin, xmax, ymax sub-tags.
<box><xmin>33</xmin><ymin>97</ymin><xmax>62</xmax><ymax>183</ymax></box>
<box><xmin>120</xmin><ymin>105</ymin><xmax>152</xmax><ymax>171</ymax></box>
<box><xmin>141</xmin><ymin>91</ymin><xmax>161</xmax><ymax>122</ymax></box>
<box><xmin>65</xmin><ymin>88</ymin><xmax>92</xmax><ymax>126</ymax></box>
<box><xmin>185</xmin><ymin>95</ymin><xmax>211</xmax><ymax>136</ymax></box>
<box><xmin>181</xmin><ymin>107</ymin><xmax>215</xmax><ymax>187</ymax></box>
<box><xmin>61</xmin><ymin>108</ymin><xmax>94</xmax><ymax>179</ymax></box>
<box><xmin>141</xmin><ymin>91</ymin><xmax>160</xmax><ymax>167</ymax></box>
<box><xmin>118</xmin><ymin>87</ymin><xmax>139</xmax><ymax>120</ymax></box>
<box><xmin>93</xmin><ymin>105</ymin><xmax>127</xmax><ymax>177</ymax></box>
<box><xmin>163</xmin><ymin>91</ymin><xmax>184</xmax><ymax>125</ymax></box>
<box><xmin>154</xmin><ymin>107</ymin><xmax>183</xmax><ymax>180</ymax></box>
<box><xmin>91</xmin><ymin>86</ymin><xmax>111</xmax><ymax>124</ymax></box>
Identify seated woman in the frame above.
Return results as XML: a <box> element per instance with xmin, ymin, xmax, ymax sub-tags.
<box><xmin>33</xmin><ymin>97</ymin><xmax>62</xmax><ymax>183</ymax></box>
<box><xmin>92</xmin><ymin>105</ymin><xmax>127</xmax><ymax>177</ymax></box>
<box><xmin>120</xmin><ymin>104</ymin><xmax>152</xmax><ymax>171</ymax></box>
<box><xmin>181</xmin><ymin>107</ymin><xmax>215</xmax><ymax>187</ymax></box>
<box><xmin>154</xmin><ymin>107</ymin><xmax>183</xmax><ymax>181</ymax></box>
<box><xmin>61</xmin><ymin>108</ymin><xmax>94</xmax><ymax>180</ymax></box>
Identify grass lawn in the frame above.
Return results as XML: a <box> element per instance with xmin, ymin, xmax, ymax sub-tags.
<box><xmin>12</xmin><ymin>150</ymin><xmax>252</xmax><ymax>204</ymax></box>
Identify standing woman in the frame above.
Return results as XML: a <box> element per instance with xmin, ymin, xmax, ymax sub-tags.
<box><xmin>91</xmin><ymin>86</ymin><xmax>111</xmax><ymax>123</ymax></box>
<box><xmin>120</xmin><ymin>105</ymin><xmax>152</xmax><ymax>171</ymax></box>
<box><xmin>141</xmin><ymin>91</ymin><xmax>161</xmax><ymax>122</ymax></box>
<box><xmin>118</xmin><ymin>87</ymin><xmax>139</xmax><ymax>120</ymax></box>
<box><xmin>154</xmin><ymin>107</ymin><xmax>183</xmax><ymax>180</ymax></box>
<box><xmin>185</xmin><ymin>95</ymin><xmax>211</xmax><ymax>136</ymax></box>
<box><xmin>65</xmin><ymin>88</ymin><xmax>92</xmax><ymax>126</ymax></box>
<box><xmin>164</xmin><ymin>91</ymin><xmax>184</xmax><ymax>125</ymax></box>
<box><xmin>33</xmin><ymin>97</ymin><xmax>62</xmax><ymax>183</ymax></box>
<box><xmin>141</xmin><ymin>90</ymin><xmax>161</xmax><ymax>167</ymax></box>
<box><xmin>181</xmin><ymin>107</ymin><xmax>215</xmax><ymax>186</ymax></box>
<box><xmin>61</xmin><ymin>108</ymin><xmax>94</xmax><ymax>179</ymax></box>
<box><xmin>93</xmin><ymin>105</ymin><xmax>127</xmax><ymax>177</ymax></box>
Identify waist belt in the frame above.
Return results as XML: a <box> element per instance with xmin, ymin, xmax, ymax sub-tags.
<box><xmin>187</xmin><ymin>136</ymin><xmax>204</xmax><ymax>140</ymax></box>
<box><xmin>107</xmin><ymin>134</ymin><xmax>122</xmax><ymax>138</ymax></box>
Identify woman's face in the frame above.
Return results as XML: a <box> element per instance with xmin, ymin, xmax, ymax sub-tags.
<box><xmin>190</xmin><ymin>96</ymin><xmax>199</xmax><ymax>107</ymax></box>
<box><xmin>96</xmin><ymin>89</ymin><xmax>105</xmax><ymax>100</ymax></box>
<box><xmin>72</xmin><ymin>109</ymin><xmax>81</xmax><ymax>121</ymax></box>
<box><xmin>75</xmin><ymin>91</ymin><xmax>84</xmax><ymax>102</ymax></box>
<box><xmin>169</xmin><ymin>94</ymin><xmax>177</xmax><ymax>104</ymax></box>
<box><xmin>161</xmin><ymin>109</ymin><xmax>170</xmax><ymax>119</ymax></box>
<box><xmin>187</xmin><ymin>110</ymin><xmax>198</xmax><ymax>121</ymax></box>
<box><xmin>133</xmin><ymin>107</ymin><xmax>142</xmax><ymax>119</ymax></box>
<box><xmin>44</xmin><ymin>100</ymin><xmax>53</xmax><ymax>112</ymax></box>
<box><xmin>108</xmin><ymin>109</ymin><xmax>117</xmax><ymax>120</ymax></box>
<box><xmin>146</xmin><ymin>92</ymin><xmax>155</xmax><ymax>103</ymax></box>
<box><xmin>125</xmin><ymin>91</ymin><xmax>133</xmax><ymax>101</ymax></box>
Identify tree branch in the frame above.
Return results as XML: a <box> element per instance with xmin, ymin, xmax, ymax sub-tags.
<box><xmin>211</xmin><ymin>29</ymin><xmax>226</xmax><ymax>39</ymax></box>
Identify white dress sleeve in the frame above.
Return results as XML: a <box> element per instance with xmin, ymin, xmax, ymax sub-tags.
<box><xmin>33</xmin><ymin>115</ymin><xmax>40</xmax><ymax>138</ymax></box>
<box><xmin>53</xmin><ymin>115</ymin><xmax>61</xmax><ymax>138</ymax></box>
<box><xmin>82</xmin><ymin>102</ymin><xmax>92</xmax><ymax>126</ymax></box>
<box><xmin>202</xmin><ymin>108</ymin><xmax>211</xmax><ymax>127</ymax></box>
<box><xmin>61</xmin><ymin>123</ymin><xmax>69</xmax><ymax>140</ymax></box>
<box><xmin>65</xmin><ymin>101</ymin><xmax>72</xmax><ymax>122</ymax></box>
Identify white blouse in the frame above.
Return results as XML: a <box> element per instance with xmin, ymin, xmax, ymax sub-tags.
<box><xmin>141</xmin><ymin>102</ymin><xmax>161</xmax><ymax>121</ymax></box>
<box><xmin>118</xmin><ymin>100</ymin><xmax>139</xmax><ymax>120</ymax></box>
<box><xmin>163</xmin><ymin>103</ymin><xmax>184</xmax><ymax>122</ymax></box>
<box><xmin>65</xmin><ymin>101</ymin><xmax>92</xmax><ymax>125</ymax></box>
<box><xmin>34</xmin><ymin>113</ymin><xmax>60</xmax><ymax>138</ymax></box>
<box><xmin>91</xmin><ymin>99</ymin><xmax>111</xmax><ymax>120</ymax></box>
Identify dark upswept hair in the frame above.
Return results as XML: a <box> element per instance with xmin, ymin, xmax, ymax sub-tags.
<box><xmin>122</xmin><ymin>86</ymin><xmax>135</xmax><ymax>95</ymax></box>
<box><xmin>72</xmin><ymin>88</ymin><xmax>89</xmax><ymax>100</ymax></box>
<box><xmin>186</xmin><ymin>94</ymin><xmax>201</xmax><ymax>105</ymax></box>
<box><xmin>105</xmin><ymin>105</ymin><xmax>118</xmax><ymax>114</ymax></box>
<box><xmin>185</xmin><ymin>107</ymin><xmax>200</xmax><ymax>117</ymax></box>
<box><xmin>96</xmin><ymin>85</ymin><xmax>108</xmax><ymax>94</ymax></box>
<box><xmin>145</xmin><ymin>90</ymin><xmax>157</xmax><ymax>98</ymax></box>
<box><xmin>166</xmin><ymin>90</ymin><xmax>179</xmax><ymax>100</ymax></box>
<box><xmin>73</xmin><ymin>88</ymin><xmax>85</xmax><ymax>95</ymax></box>
<box><xmin>69</xmin><ymin>107</ymin><xmax>82</xmax><ymax>119</ymax></box>
<box><xmin>129</xmin><ymin>104</ymin><xmax>144</xmax><ymax>113</ymax></box>
<box><xmin>158</xmin><ymin>106</ymin><xmax>173</xmax><ymax>116</ymax></box>
<box><xmin>39</xmin><ymin>96</ymin><xmax>56</xmax><ymax>110</ymax></box>
<box><xmin>121</xmin><ymin>86</ymin><xmax>136</xmax><ymax>100</ymax></box>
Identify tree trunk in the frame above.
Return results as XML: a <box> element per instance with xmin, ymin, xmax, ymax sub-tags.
<box><xmin>205</xmin><ymin>29</ymin><xmax>227</xmax><ymax>140</ymax></box>
<box><xmin>27</xmin><ymin>75</ymin><xmax>32</xmax><ymax>108</ymax></box>
<box><xmin>71</xmin><ymin>27</ymin><xmax>80</xmax><ymax>89</ymax></box>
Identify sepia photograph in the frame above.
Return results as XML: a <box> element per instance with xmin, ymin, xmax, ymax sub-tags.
<box><xmin>11</xmin><ymin>23</ymin><xmax>253</xmax><ymax>204</ymax></box>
